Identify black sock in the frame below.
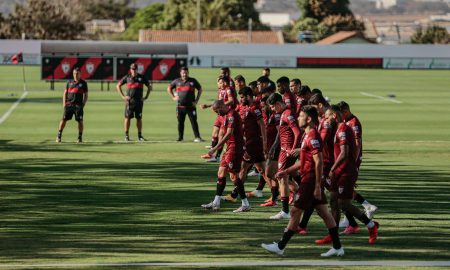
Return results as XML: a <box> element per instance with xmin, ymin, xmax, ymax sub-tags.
<box><xmin>211</xmin><ymin>137</ymin><xmax>218</xmax><ymax>148</ymax></box>
<box><xmin>328</xmin><ymin>227</ymin><xmax>342</xmax><ymax>249</ymax></box>
<box><xmin>281</xmin><ymin>196</ymin><xmax>289</xmax><ymax>213</ymax></box>
<box><xmin>256</xmin><ymin>175</ymin><xmax>266</xmax><ymax>190</ymax></box>
<box><xmin>345</xmin><ymin>211</ymin><xmax>358</xmax><ymax>227</ymax></box>
<box><xmin>57</xmin><ymin>130</ymin><xmax>62</xmax><ymax>137</ymax></box>
<box><xmin>354</xmin><ymin>192</ymin><xmax>365</xmax><ymax>204</ymax></box>
<box><xmin>78</xmin><ymin>132</ymin><xmax>82</xmax><ymax>138</ymax></box>
<box><xmin>271</xmin><ymin>187</ymin><xmax>279</xmax><ymax>202</ymax></box>
<box><xmin>235</xmin><ymin>178</ymin><xmax>247</xmax><ymax>199</ymax></box>
<box><xmin>138</xmin><ymin>132</ymin><xmax>142</xmax><ymax>138</ymax></box>
<box><xmin>293</xmin><ymin>175</ymin><xmax>302</xmax><ymax>186</ymax></box>
<box><xmin>299</xmin><ymin>207</ymin><xmax>314</xmax><ymax>229</ymax></box>
<box><xmin>231</xmin><ymin>186</ymin><xmax>239</xmax><ymax>199</ymax></box>
<box><xmin>359</xmin><ymin>212</ymin><xmax>371</xmax><ymax>225</ymax></box>
<box><xmin>125</xmin><ymin>131</ymin><xmax>129</xmax><ymax>137</ymax></box>
<box><xmin>278</xmin><ymin>229</ymin><xmax>295</xmax><ymax>250</ymax></box>
<box><xmin>215</xmin><ymin>177</ymin><xmax>226</xmax><ymax>196</ymax></box>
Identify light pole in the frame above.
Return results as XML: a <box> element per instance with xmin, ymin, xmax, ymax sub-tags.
<box><xmin>197</xmin><ymin>0</ymin><xmax>201</xmax><ymax>42</ymax></box>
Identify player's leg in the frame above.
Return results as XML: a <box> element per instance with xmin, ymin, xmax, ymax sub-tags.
<box><xmin>315</xmin><ymin>203</ymin><xmax>344</xmax><ymax>257</ymax></box>
<box><xmin>223</xmin><ymin>160</ymin><xmax>252</xmax><ymax>202</ymax></box>
<box><xmin>230</xmin><ymin>170</ymin><xmax>251</xmax><ymax>213</ymax></box>
<box><xmin>187</xmin><ymin>108</ymin><xmax>202</xmax><ymax>141</ymax></box>
<box><xmin>246</xmin><ymin>161</ymin><xmax>267</xmax><ymax>198</ymax></box>
<box><xmin>269</xmin><ymin>174</ymin><xmax>290</xmax><ymax>219</ymax></box>
<box><xmin>75</xmin><ymin>106</ymin><xmax>84</xmax><ymax>143</ymax></box>
<box><xmin>57</xmin><ymin>106</ymin><xmax>73</xmax><ymax>143</ymax></box>
<box><xmin>354</xmin><ymin>191</ymin><xmax>378</xmax><ymax>219</ymax></box>
<box><xmin>136</xmin><ymin>104</ymin><xmax>145</xmax><ymax>141</ymax></box>
<box><xmin>176</xmin><ymin>107</ymin><xmax>187</xmax><ymax>141</ymax></box>
<box><xmin>260</xmin><ymin>159</ymin><xmax>279</xmax><ymax>207</ymax></box>
<box><xmin>201</xmin><ymin>166</ymin><xmax>228</xmax><ymax>211</ymax></box>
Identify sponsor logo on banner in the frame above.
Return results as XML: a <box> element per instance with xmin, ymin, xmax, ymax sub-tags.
<box><xmin>62</xmin><ymin>62</ymin><xmax>70</xmax><ymax>74</ymax></box>
<box><xmin>159</xmin><ymin>63</ymin><xmax>168</xmax><ymax>76</ymax></box>
<box><xmin>86</xmin><ymin>63</ymin><xmax>94</xmax><ymax>74</ymax></box>
<box><xmin>137</xmin><ymin>64</ymin><xmax>144</xmax><ymax>74</ymax></box>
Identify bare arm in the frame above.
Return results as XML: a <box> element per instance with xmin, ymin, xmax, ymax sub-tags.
<box><xmin>116</xmin><ymin>82</ymin><xmax>128</xmax><ymax>101</ymax></box>
<box><xmin>209</xmin><ymin>127</ymin><xmax>232</xmax><ymax>155</ymax></box>
<box><xmin>257</xmin><ymin>117</ymin><xmax>267</xmax><ymax>155</ymax></box>
<box><xmin>313</xmin><ymin>152</ymin><xmax>323</xmax><ymax>200</ymax></box>
<box><xmin>167</xmin><ymin>85</ymin><xmax>178</xmax><ymax>101</ymax></box>
<box><xmin>62</xmin><ymin>89</ymin><xmax>67</xmax><ymax>107</ymax></box>
<box><xmin>193</xmin><ymin>87</ymin><xmax>202</xmax><ymax>106</ymax></box>
<box><xmin>144</xmin><ymin>83</ymin><xmax>152</xmax><ymax>100</ymax></box>
<box><xmin>355</xmin><ymin>138</ymin><xmax>361</xmax><ymax>162</ymax></box>
<box><xmin>83</xmin><ymin>92</ymin><xmax>88</xmax><ymax>107</ymax></box>
<box><xmin>330</xmin><ymin>144</ymin><xmax>349</xmax><ymax>177</ymax></box>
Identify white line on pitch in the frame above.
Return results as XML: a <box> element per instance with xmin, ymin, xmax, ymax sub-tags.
<box><xmin>0</xmin><ymin>91</ymin><xmax>28</xmax><ymax>125</ymax></box>
<box><xmin>0</xmin><ymin>260</ymin><xmax>449</xmax><ymax>268</ymax></box>
<box><xmin>360</xmin><ymin>91</ymin><xmax>403</xmax><ymax>104</ymax></box>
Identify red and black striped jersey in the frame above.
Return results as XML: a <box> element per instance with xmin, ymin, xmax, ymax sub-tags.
<box><xmin>169</xmin><ymin>77</ymin><xmax>201</xmax><ymax>108</ymax></box>
<box><xmin>65</xmin><ymin>79</ymin><xmax>88</xmax><ymax>105</ymax></box>
<box><xmin>119</xmin><ymin>74</ymin><xmax>149</xmax><ymax>102</ymax></box>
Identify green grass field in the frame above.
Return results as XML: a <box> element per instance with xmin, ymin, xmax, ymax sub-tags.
<box><xmin>0</xmin><ymin>66</ymin><xmax>449</xmax><ymax>268</ymax></box>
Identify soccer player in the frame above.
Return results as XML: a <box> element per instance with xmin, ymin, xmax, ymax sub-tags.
<box><xmin>117</xmin><ymin>63</ymin><xmax>151</xmax><ymax>142</ymax></box>
<box><xmin>167</xmin><ymin>67</ymin><xmax>203</xmax><ymax>142</ymax></box>
<box><xmin>315</xmin><ymin>105</ymin><xmax>379</xmax><ymax>245</ymax></box>
<box><xmin>266</xmin><ymin>93</ymin><xmax>301</xmax><ymax>219</ymax></box>
<box><xmin>297</xmin><ymin>93</ymin><xmax>335</xmax><ymax>234</ymax></box>
<box><xmin>262</xmin><ymin>67</ymin><xmax>276</xmax><ymax>91</ymax></box>
<box><xmin>257</xmin><ymin>76</ymin><xmax>275</xmax><ymax>95</ymax></box>
<box><xmin>201</xmin><ymin>100</ymin><xmax>251</xmax><ymax>213</ymax></box>
<box><xmin>261</xmin><ymin>106</ymin><xmax>344</xmax><ymax>257</ymax></box>
<box><xmin>225</xmin><ymin>87</ymin><xmax>268</xmax><ymax>201</ymax></box>
<box><xmin>234</xmin><ymin>75</ymin><xmax>246</xmax><ymax>91</ymax></box>
<box><xmin>337</xmin><ymin>101</ymin><xmax>378</xmax><ymax>232</ymax></box>
<box><xmin>56</xmin><ymin>67</ymin><xmax>88</xmax><ymax>143</ymax></box>
<box><xmin>201</xmin><ymin>75</ymin><xmax>238</xmax><ymax>162</ymax></box>
<box><xmin>277</xmin><ymin>76</ymin><xmax>298</xmax><ymax>115</ymax></box>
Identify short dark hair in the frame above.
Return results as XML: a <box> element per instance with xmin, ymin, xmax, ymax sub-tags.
<box><xmin>311</xmin><ymin>88</ymin><xmax>322</xmax><ymax>95</ymax></box>
<box><xmin>301</xmin><ymin>105</ymin><xmax>319</xmax><ymax>125</ymax></box>
<box><xmin>261</xmin><ymin>86</ymin><xmax>273</xmax><ymax>95</ymax></box>
<box><xmin>257</xmin><ymin>76</ymin><xmax>270</xmax><ymax>83</ymax></box>
<box><xmin>299</xmin><ymin>85</ymin><xmax>311</xmax><ymax>96</ymax></box>
<box><xmin>291</xmin><ymin>78</ymin><xmax>301</xmax><ymax>85</ymax></box>
<box><xmin>238</xmin><ymin>86</ymin><xmax>253</xmax><ymax>97</ymax></box>
<box><xmin>234</xmin><ymin>74</ymin><xmax>245</xmax><ymax>83</ymax></box>
<box><xmin>180</xmin><ymin>66</ymin><xmax>189</xmax><ymax>72</ymax></box>
<box><xmin>218</xmin><ymin>75</ymin><xmax>230</xmax><ymax>85</ymax></box>
<box><xmin>267</xmin><ymin>92</ymin><xmax>282</xmax><ymax>105</ymax></box>
<box><xmin>249</xmin><ymin>81</ymin><xmax>257</xmax><ymax>88</ymax></box>
<box><xmin>263</xmin><ymin>67</ymin><xmax>270</xmax><ymax>72</ymax></box>
<box><xmin>221</xmin><ymin>67</ymin><xmax>230</xmax><ymax>72</ymax></box>
<box><xmin>337</xmin><ymin>101</ymin><xmax>350</xmax><ymax>111</ymax></box>
<box><xmin>276</xmin><ymin>76</ymin><xmax>290</xmax><ymax>85</ymax></box>
<box><xmin>73</xmin><ymin>67</ymin><xmax>81</xmax><ymax>72</ymax></box>
<box><xmin>308</xmin><ymin>93</ymin><xmax>328</xmax><ymax>106</ymax></box>
<box><xmin>328</xmin><ymin>104</ymin><xmax>341</xmax><ymax>115</ymax></box>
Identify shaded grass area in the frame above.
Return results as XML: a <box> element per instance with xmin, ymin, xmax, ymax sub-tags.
<box><xmin>1</xmin><ymin>66</ymin><xmax>450</xmax><ymax>266</ymax></box>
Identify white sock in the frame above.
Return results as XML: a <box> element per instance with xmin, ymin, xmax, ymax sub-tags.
<box><xmin>367</xmin><ymin>221</ymin><xmax>375</xmax><ymax>229</ymax></box>
<box><xmin>213</xmin><ymin>195</ymin><xmax>221</xmax><ymax>205</ymax></box>
<box><xmin>242</xmin><ymin>198</ymin><xmax>249</xmax><ymax>207</ymax></box>
<box><xmin>362</xmin><ymin>200</ymin><xmax>371</xmax><ymax>207</ymax></box>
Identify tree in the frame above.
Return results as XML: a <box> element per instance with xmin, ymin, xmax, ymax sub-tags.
<box><xmin>0</xmin><ymin>0</ymin><xmax>84</xmax><ymax>39</ymax></box>
<box><xmin>411</xmin><ymin>25</ymin><xmax>449</xmax><ymax>44</ymax></box>
<box><xmin>297</xmin><ymin>0</ymin><xmax>353</xmax><ymax>22</ymax></box>
<box><xmin>157</xmin><ymin>0</ymin><xmax>269</xmax><ymax>31</ymax></box>
<box><xmin>85</xmin><ymin>0</ymin><xmax>135</xmax><ymax>21</ymax></box>
<box><xmin>121</xmin><ymin>3</ymin><xmax>165</xmax><ymax>40</ymax></box>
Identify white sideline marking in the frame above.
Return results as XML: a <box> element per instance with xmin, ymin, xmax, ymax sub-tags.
<box><xmin>0</xmin><ymin>261</ymin><xmax>449</xmax><ymax>268</ymax></box>
<box><xmin>0</xmin><ymin>91</ymin><xmax>28</xmax><ymax>125</ymax></box>
<box><xmin>360</xmin><ymin>91</ymin><xmax>403</xmax><ymax>104</ymax></box>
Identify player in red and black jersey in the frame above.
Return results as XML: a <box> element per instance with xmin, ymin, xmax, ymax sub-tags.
<box><xmin>262</xmin><ymin>67</ymin><xmax>276</xmax><ymax>92</ymax></box>
<box><xmin>267</xmin><ymin>93</ymin><xmax>301</xmax><ymax>220</ymax></box>
<box><xmin>225</xmin><ymin>87</ymin><xmax>268</xmax><ymax>201</ymax></box>
<box><xmin>117</xmin><ymin>63</ymin><xmax>151</xmax><ymax>142</ymax></box>
<box><xmin>56</xmin><ymin>67</ymin><xmax>88</xmax><ymax>143</ymax></box>
<box><xmin>262</xmin><ymin>106</ymin><xmax>344</xmax><ymax>257</ymax></box>
<box><xmin>337</xmin><ymin>101</ymin><xmax>378</xmax><ymax>233</ymax></box>
<box><xmin>277</xmin><ymin>76</ymin><xmax>298</xmax><ymax>116</ymax></box>
<box><xmin>315</xmin><ymin>105</ymin><xmax>379</xmax><ymax>245</ymax></box>
<box><xmin>201</xmin><ymin>100</ymin><xmax>251</xmax><ymax>213</ymax></box>
<box><xmin>167</xmin><ymin>67</ymin><xmax>203</xmax><ymax>142</ymax></box>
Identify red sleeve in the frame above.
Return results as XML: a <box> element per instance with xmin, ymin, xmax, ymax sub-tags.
<box><xmin>351</xmin><ymin>123</ymin><xmax>361</xmax><ymax>140</ymax></box>
<box><xmin>309</xmin><ymin>132</ymin><xmax>322</xmax><ymax>155</ymax></box>
<box><xmin>338</xmin><ymin>130</ymin><xmax>349</xmax><ymax>146</ymax></box>
<box><xmin>226</xmin><ymin>113</ymin><xmax>235</xmax><ymax>129</ymax></box>
<box><xmin>252</xmin><ymin>105</ymin><xmax>263</xmax><ymax>120</ymax></box>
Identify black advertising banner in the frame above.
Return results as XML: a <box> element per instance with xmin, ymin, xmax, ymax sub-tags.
<box><xmin>116</xmin><ymin>57</ymin><xmax>186</xmax><ymax>81</ymax></box>
<box><xmin>42</xmin><ymin>57</ymin><xmax>114</xmax><ymax>80</ymax></box>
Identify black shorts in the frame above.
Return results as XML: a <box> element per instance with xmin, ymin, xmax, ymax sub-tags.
<box><xmin>63</xmin><ymin>105</ymin><xmax>84</xmax><ymax>122</ymax></box>
<box><xmin>125</xmin><ymin>101</ymin><xmax>143</xmax><ymax>119</ymax></box>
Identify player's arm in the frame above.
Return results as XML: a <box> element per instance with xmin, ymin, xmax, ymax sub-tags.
<box><xmin>193</xmin><ymin>87</ymin><xmax>202</xmax><ymax>106</ymax></box>
<box><xmin>313</xmin><ymin>152</ymin><xmax>323</xmax><ymax>200</ymax></box>
<box><xmin>257</xmin><ymin>117</ymin><xmax>267</xmax><ymax>154</ymax></box>
<box><xmin>291</xmin><ymin>125</ymin><xmax>301</xmax><ymax>150</ymax></box>
<box><xmin>62</xmin><ymin>88</ymin><xmax>68</xmax><ymax>108</ymax></box>
<box><xmin>268</xmin><ymin>129</ymin><xmax>280</xmax><ymax>160</ymax></box>
<box><xmin>144</xmin><ymin>81</ymin><xmax>152</xmax><ymax>100</ymax></box>
<box><xmin>224</xmin><ymin>91</ymin><xmax>235</xmax><ymax>107</ymax></box>
<box><xmin>330</xmin><ymin>144</ymin><xmax>349</xmax><ymax>177</ymax></box>
<box><xmin>354</xmin><ymin>137</ymin><xmax>362</xmax><ymax>162</ymax></box>
<box><xmin>83</xmin><ymin>87</ymin><xmax>88</xmax><ymax>108</ymax></box>
<box><xmin>167</xmin><ymin>84</ymin><xmax>178</xmax><ymax>101</ymax></box>
<box><xmin>209</xmin><ymin>127</ymin><xmax>232</xmax><ymax>155</ymax></box>
<box><xmin>116</xmin><ymin>80</ymin><xmax>128</xmax><ymax>101</ymax></box>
